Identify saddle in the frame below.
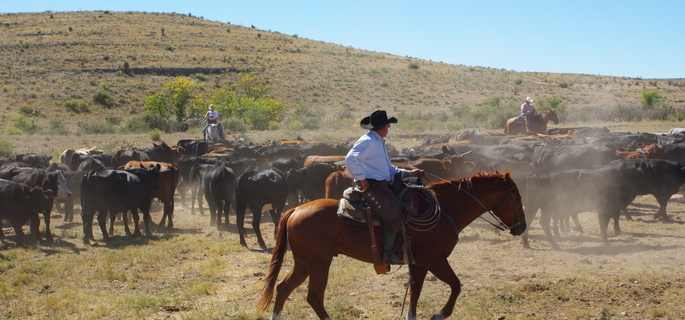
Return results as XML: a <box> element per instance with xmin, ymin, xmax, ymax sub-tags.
<box><xmin>337</xmin><ymin>177</ymin><xmax>423</xmax><ymax>272</ymax></box>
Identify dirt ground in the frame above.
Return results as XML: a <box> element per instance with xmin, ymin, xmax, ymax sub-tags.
<box><xmin>3</xmin><ymin>187</ymin><xmax>683</xmax><ymax>320</ymax></box>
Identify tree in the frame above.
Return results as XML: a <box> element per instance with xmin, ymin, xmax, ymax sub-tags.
<box><xmin>144</xmin><ymin>76</ymin><xmax>200</xmax><ymax>122</ymax></box>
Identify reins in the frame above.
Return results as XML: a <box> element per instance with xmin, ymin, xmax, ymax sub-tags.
<box><xmin>424</xmin><ymin>172</ymin><xmax>520</xmax><ymax>232</ymax></box>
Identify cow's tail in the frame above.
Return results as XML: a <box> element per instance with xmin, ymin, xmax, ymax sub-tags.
<box><xmin>257</xmin><ymin>207</ymin><xmax>294</xmax><ymax>312</ymax></box>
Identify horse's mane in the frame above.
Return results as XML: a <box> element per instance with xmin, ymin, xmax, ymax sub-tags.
<box><xmin>429</xmin><ymin>171</ymin><xmax>511</xmax><ymax>192</ymax></box>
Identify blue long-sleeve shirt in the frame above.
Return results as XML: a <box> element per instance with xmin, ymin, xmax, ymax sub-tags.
<box><xmin>345</xmin><ymin>130</ymin><xmax>406</xmax><ymax>183</ymax></box>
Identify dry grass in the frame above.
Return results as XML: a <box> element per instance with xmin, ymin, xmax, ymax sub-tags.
<box><xmin>1</xmin><ymin>195</ymin><xmax>684</xmax><ymax>319</ymax></box>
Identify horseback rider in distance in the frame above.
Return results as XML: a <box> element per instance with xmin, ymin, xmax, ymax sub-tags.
<box><xmin>203</xmin><ymin>104</ymin><xmax>226</xmax><ymax>140</ymax></box>
<box><xmin>519</xmin><ymin>97</ymin><xmax>536</xmax><ymax>132</ymax></box>
<box><xmin>345</xmin><ymin>110</ymin><xmax>424</xmax><ymax>265</ymax></box>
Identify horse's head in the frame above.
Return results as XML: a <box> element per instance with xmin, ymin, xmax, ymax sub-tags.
<box><xmin>492</xmin><ymin>172</ymin><xmax>527</xmax><ymax>236</ymax></box>
<box><xmin>545</xmin><ymin>109</ymin><xmax>560</xmax><ymax>125</ymax></box>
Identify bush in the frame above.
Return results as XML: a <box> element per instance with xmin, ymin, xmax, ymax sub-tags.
<box><xmin>5</xmin><ymin>115</ymin><xmax>41</xmax><ymax>135</ymax></box>
<box><xmin>93</xmin><ymin>91</ymin><xmax>114</xmax><ymax>107</ymax></box>
<box><xmin>408</xmin><ymin>62</ymin><xmax>420</xmax><ymax>70</ymax></box>
<box><xmin>124</xmin><ymin>116</ymin><xmax>149</xmax><ymax>133</ymax></box>
<box><xmin>287</xmin><ymin>103</ymin><xmax>325</xmax><ymax>130</ymax></box>
<box><xmin>65</xmin><ymin>99</ymin><xmax>89</xmax><ymax>113</ymax></box>
<box><xmin>105</xmin><ymin>115</ymin><xmax>122</xmax><ymax>125</ymax></box>
<box><xmin>223</xmin><ymin>117</ymin><xmax>249</xmax><ymax>133</ymax></box>
<box><xmin>0</xmin><ymin>140</ymin><xmax>13</xmax><ymax>157</ymax></box>
<box><xmin>48</xmin><ymin>117</ymin><xmax>68</xmax><ymax>135</ymax></box>
<box><xmin>19</xmin><ymin>106</ymin><xmax>34</xmax><ymax>116</ymax></box>
<box><xmin>642</xmin><ymin>90</ymin><xmax>662</xmax><ymax>109</ymax></box>
<box><xmin>149</xmin><ymin>128</ymin><xmax>162</xmax><ymax>141</ymax></box>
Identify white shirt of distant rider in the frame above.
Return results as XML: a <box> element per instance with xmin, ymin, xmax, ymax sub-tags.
<box><xmin>520</xmin><ymin>102</ymin><xmax>535</xmax><ymax>115</ymax></box>
<box><xmin>206</xmin><ymin>110</ymin><xmax>219</xmax><ymax>123</ymax></box>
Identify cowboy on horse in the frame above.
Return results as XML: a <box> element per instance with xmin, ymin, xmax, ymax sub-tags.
<box><xmin>202</xmin><ymin>104</ymin><xmax>226</xmax><ymax>140</ymax></box>
<box><xmin>519</xmin><ymin>97</ymin><xmax>536</xmax><ymax>132</ymax></box>
<box><xmin>345</xmin><ymin>110</ymin><xmax>424</xmax><ymax>265</ymax></box>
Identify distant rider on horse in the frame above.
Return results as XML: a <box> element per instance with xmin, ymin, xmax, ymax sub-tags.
<box><xmin>203</xmin><ymin>104</ymin><xmax>226</xmax><ymax>140</ymax></box>
<box><xmin>519</xmin><ymin>97</ymin><xmax>536</xmax><ymax>132</ymax></box>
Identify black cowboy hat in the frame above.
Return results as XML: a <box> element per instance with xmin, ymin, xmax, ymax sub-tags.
<box><xmin>360</xmin><ymin>110</ymin><xmax>398</xmax><ymax>130</ymax></box>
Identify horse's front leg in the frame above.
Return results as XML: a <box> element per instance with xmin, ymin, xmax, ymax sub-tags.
<box><xmin>407</xmin><ymin>264</ymin><xmax>429</xmax><ymax>320</ymax></box>
<box><xmin>425</xmin><ymin>257</ymin><xmax>462</xmax><ymax>320</ymax></box>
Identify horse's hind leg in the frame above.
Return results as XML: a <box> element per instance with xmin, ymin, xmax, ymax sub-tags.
<box><xmin>272</xmin><ymin>263</ymin><xmax>310</xmax><ymax>319</ymax></box>
<box><xmin>306</xmin><ymin>263</ymin><xmax>333</xmax><ymax>320</ymax></box>
<box><xmin>407</xmin><ymin>264</ymin><xmax>429</xmax><ymax>320</ymax></box>
<box><xmin>423</xmin><ymin>258</ymin><xmax>461</xmax><ymax>319</ymax></box>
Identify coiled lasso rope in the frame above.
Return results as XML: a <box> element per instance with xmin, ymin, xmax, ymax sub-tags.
<box><xmin>398</xmin><ymin>185</ymin><xmax>441</xmax><ymax>232</ymax></box>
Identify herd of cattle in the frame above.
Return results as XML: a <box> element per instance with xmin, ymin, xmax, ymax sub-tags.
<box><xmin>2</xmin><ymin>126</ymin><xmax>685</xmax><ymax>249</ymax></box>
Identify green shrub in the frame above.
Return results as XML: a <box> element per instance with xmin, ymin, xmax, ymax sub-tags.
<box><xmin>268</xmin><ymin>121</ymin><xmax>281</xmax><ymax>131</ymax></box>
<box><xmin>287</xmin><ymin>119</ymin><xmax>304</xmax><ymax>131</ymax></box>
<box><xmin>124</xmin><ymin>116</ymin><xmax>149</xmax><ymax>133</ymax></box>
<box><xmin>77</xmin><ymin>120</ymin><xmax>116</xmax><ymax>134</ymax></box>
<box><xmin>65</xmin><ymin>99</ymin><xmax>89</xmax><ymax>113</ymax></box>
<box><xmin>408</xmin><ymin>62</ymin><xmax>419</xmax><ymax>70</ymax></box>
<box><xmin>0</xmin><ymin>140</ymin><xmax>13</xmax><ymax>157</ymax></box>
<box><xmin>105</xmin><ymin>115</ymin><xmax>122</xmax><ymax>125</ymax></box>
<box><xmin>19</xmin><ymin>106</ymin><xmax>34</xmax><ymax>116</ymax></box>
<box><xmin>193</xmin><ymin>73</ymin><xmax>208</xmax><ymax>81</ymax></box>
<box><xmin>48</xmin><ymin>117</ymin><xmax>68</xmax><ymax>135</ymax></box>
<box><xmin>641</xmin><ymin>90</ymin><xmax>662</xmax><ymax>109</ymax></box>
<box><xmin>223</xmin><ymin>117</ymin><xmax>248</xmax><ymax>133</ymax></box>
<box><xmin>93</xmin><ymin>91</ymin><xmax>114</xmax><ymax>107</ymax></box>
<box><xmin>6</xmin><ymin>115</ymin><xmax>41</xmax><ymax>134</ymax></box>
<box><xmin>287</xmin><ymin>103</ymin><xmax>324</xmax><ymax>130</ymax></box>
<box><xmin>149</xmin><ymin>128</ymin><xmax>162</xmax><ymax>141</ymax></box>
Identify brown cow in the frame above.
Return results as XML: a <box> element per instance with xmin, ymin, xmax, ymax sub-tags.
<box><xmin>303</xmin><ymin>155</ymin><xmax>346</xmax><ymax>167</ymax></box>
<box><xmin>122</xmin><ymin>161</ymin><xmax>180</xmax><ymax>228</ymax></box>
<box><xmin>392</xmin><ymin>155</ymin><xmax>472</xmax><ymax>180</ymax></box>
<box><xmin>615</xmin><ymin>143</ymin><xmax>667</xmax><ymax>160</ymax></box>
<box><xmin>499</xmin><ymin>130</ymin><xmax>581</xmax><ymax>144</ymax></box>
<box><xmin>324</xmin><ymin>167</ymin><xmax>354</xmax><ymax>199</ymax></box>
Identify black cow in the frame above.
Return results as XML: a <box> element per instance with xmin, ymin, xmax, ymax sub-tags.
<box><xmin>605</xmin><ymin>159</ymin><xmax>685</xmax><ymax>221</ymax></box>
<box><xmin>0</xmin><ymin>168</ymin><xmax>72</xmax><ymax>242</ymax></box>
<box><xmin>523</xmin><ymin>167</ymin><xmax>633</xmax><ymax>248</ymax></box>
<box><xmin>202</xmin><ymin>165</ymin><xmax>236</xmax><ymax>227</ymax></box>
<box><xmin>80</xmin><ymin>165</ymin><xmax>160</xmax><ymax>244</ymax></box>
<box><xmin>176</xmin><ymin>155</ymin><xmax>227</xmax><ymax>206</ymax></box>
<box><xmin>12</xmin><ymin>153</ymin><xmax>51</xmax><ymax>168</ymax></box>
<box><xmin>0</xmin><ymin>180</ymin><xmax>53</xmax><ymax>246</ymax></box>
<box><xmin>235</xmin><ymin>168</ymin><xmax>288</xmax><ymax>249</ymax></box>
<box><xmin>532</xmin><ymin>143</ymin><xmax>617</xmax><ymax>171</ymax></box>
<box><xmin>285</xmin><ymin>162</ymin><xmax>337</xmax><ymax>204</ymax></box>
<box><xmin>76</xmin><ymin>157</ymin><xmax>106</xmax><ymax>172</ymax></box>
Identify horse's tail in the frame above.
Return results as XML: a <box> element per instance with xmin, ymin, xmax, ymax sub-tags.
<box><xmin>257</xmin><ymin>207</ymin><xmax>295</xmax><ymax>312</ymax></box>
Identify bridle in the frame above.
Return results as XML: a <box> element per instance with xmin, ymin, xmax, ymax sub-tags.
<box><xmin>424</xmin><ymin>172</ymin><xmax>522</xmax><ymax>232</ymax></box>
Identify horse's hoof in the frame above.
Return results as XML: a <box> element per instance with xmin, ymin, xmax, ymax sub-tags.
<box><xmin>430</xmin><ymin>314</ymin><xmax>445</xmax><ymax>320</ymax></box>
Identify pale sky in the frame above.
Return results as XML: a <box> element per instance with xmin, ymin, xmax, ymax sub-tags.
<box><xmin>4</xmin><ymin>0</ymin><xmax>684</xmax><ymax>79</ymax></box>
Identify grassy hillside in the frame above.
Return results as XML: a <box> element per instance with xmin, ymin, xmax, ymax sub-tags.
<box><xmin>1</xmin><ymin>11</ymin><xmax>685</xmax><ymax>155</ymax></box>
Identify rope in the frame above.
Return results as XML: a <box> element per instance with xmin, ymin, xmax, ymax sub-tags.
<box><xmin>400</xmin><ymin>185</ymin><xmax>441</xmax><ymax>232</ymax></box>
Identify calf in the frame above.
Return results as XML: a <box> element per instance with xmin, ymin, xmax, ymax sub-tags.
<box><xmin>0</xmin><ymin>180</ymin><xmax>53</xmax><ymax>246</ymax></box>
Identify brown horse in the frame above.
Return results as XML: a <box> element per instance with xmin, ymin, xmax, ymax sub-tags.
<box><xmin>258</xmin><ymin>172</ymin><xmax>527</xmax><ymax>320</ymax></box>
<box><xmin>503</xmin><ymin>109</ymin><xmax>559</xmax><ymax>135</ymax></box>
